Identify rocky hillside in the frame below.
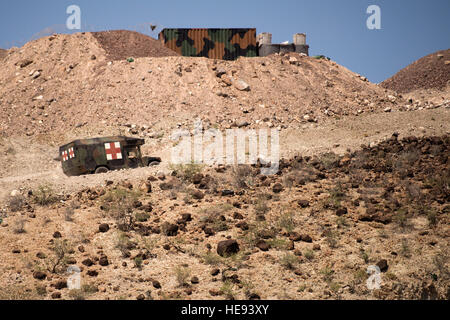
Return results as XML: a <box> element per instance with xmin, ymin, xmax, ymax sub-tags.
<box><xmin>0</xmin><ymin>134</ymin><xmax>448</xmax><ymax>300</ymax></box>
<box><xmin>381</xmin><ymin>49</ymin><xmax>450</xmax><ymax>93</ymax></box>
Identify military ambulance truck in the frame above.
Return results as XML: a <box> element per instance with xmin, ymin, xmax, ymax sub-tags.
<box><xmin>59</xmin><ymin>136</ymin><xmax>161</xmax><ymax>176</ymax></box>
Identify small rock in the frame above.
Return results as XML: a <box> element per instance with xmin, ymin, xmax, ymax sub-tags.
<box><xmin>152</xmin><ymin>280</ymin><xmax>161</xmax><ymax>289</ymax></box>
<box><xmin>53</xmin><ymin>231</ymin><xmax>62</xmax><ymax>238</ymax></box>
<box><xmin>301</xmin><ymin>234</ymin><xmax>313</xmax><ymax>243</ymax></box>
<box><xmin>82</xmin><ymin>258</ymin><xmax>94</xmax><ymax>267</ymax></box>
<box><xmin>191</xmin><ymin>276</ymin><xmax>199</xmax><ymax>284</ymax></box>
<box><xmin>33</xmin><ymin>271</ymin><xmax>47</xmax><ymax>280</ymax></box>
<box><xmin>211</xmin><ymin>268</ymin><xmax>220</xmax><ymax>276</ymax></box>
<box><xmin>272</xmin><ymin>183</ymin><xmax>283</xmax><ymax>193</ymax></box>
<box><xmin>51</xmin><ymin>292</ymin><xmax>61</xmax><ymax>299</ymax></box>
<box><xmin>217</xmin><ymin>239</ymin><xmax>240</xmax><ymax>257</ymax></box>
<box><xmin>54</xmin><ymin>280</ymin><xmax>67</xmax><ymax>290</ymax></box>
<box><xmin>297</xmin><ymin>199</ymin><xmax>310</xmax><ymax>208</ymax></box>
<box><xmin>256</xmin><ymin>240</ymin><xmax>270</xmax><ymax>251</ymax></box>
<box><xmin>221</xmin><ymin>189</ymin><xmax>235</xmax><ymax>196</ymax></box>
<box><xmin>99</xmin><ymin>223</ymin><xmax>110</xmax><ymax>233</ymax></box>
<box><xmin>336</xmin><ymin>207</ymin><xmax>348</xmax><ymax>216</ymax></box>
<box><xmin>99</xmin><ymin>255</ymin><xmax>109</xmax><ymax>266</ymax></box>
<box><xmin>233</xmin><ymin>79</ymin><xmax>250</xmax><ymax>91</ymax></box>
<box><xmin>163</xmin><ymin>223</ymin><xmax>178</xmax><ymax>236</ymax></box>
<box><xmin>376</xmin><ymin>259</ymin><xmax>389</xmax><ymax>272</ymax></box>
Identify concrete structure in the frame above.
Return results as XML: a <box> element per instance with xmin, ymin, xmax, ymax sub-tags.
<box><xmin>257</xmin><ymin>32</ymin><xmax>309</xmax><ymax>57</ymax></box>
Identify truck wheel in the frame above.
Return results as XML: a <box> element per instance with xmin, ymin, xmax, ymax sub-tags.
<box><xmin>95</xmin><ymin>166</ymin><xmax>109</xmax><ymax>174</ymax></box>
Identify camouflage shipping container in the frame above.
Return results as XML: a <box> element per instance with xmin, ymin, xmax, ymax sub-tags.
<box><xmin>59</xmin><ymin>136</ymin><xmax>160</xmax><ymax>176</ymax></box>
<box><xmin>159</xmin><ymin>28</ymin><xmax>257</xmax><ymax>60</ymax></box>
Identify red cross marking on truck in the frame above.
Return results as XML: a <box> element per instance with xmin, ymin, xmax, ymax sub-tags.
<box><xmin>62</xmin><ymin>150</ymin><xmax>68</xmax><ymax>161</ymax></box>
<box><xmin>105</xmin><ymin>142</ymin><xmax>122</xmax><ymax>160</ymax></box>
<box><xmin>68</xmin><ymin>147</ymin><xmax>75</xmax><ymax>159</ymax></box>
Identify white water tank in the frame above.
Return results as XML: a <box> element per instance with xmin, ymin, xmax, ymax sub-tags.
<box><xmin>293</xmin><ymin>33</ymin><xmax>306</xmax><ymax>45</ymax></box>
<box><xmin>257</xmin><ymin>32</ymin><xmax>272</xmax><ymax>45</ymax></box>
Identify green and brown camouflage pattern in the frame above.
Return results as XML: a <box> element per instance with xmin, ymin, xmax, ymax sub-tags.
<box><xmin>159</xmin><ymin>28</ymin><xmax>257</xmax><ymax>60</ymax></box>
<box><xmin>59</xmin><ymin>136</ymin><xmax>146</xmax><ymax>176</ymax></box>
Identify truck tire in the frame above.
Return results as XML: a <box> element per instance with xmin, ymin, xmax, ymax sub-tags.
<box><xmin>95</xmin><ymin>166</ymin><xmax>109</xmax><ymax>174</ymax></box>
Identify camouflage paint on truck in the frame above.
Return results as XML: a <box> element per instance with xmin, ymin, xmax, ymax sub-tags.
<box><xmin>159</xmin><ymin>28</ymin><xmax>257</xmax><ymax>60</ymax></box>
<box><xmin>59</xmin><ymin>136</ymin><xmax>146</xmax><ymax>176</ymax></box>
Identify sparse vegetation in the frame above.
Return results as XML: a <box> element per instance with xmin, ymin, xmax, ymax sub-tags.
<box><xmin>101</xmin><ymin>188</ymin><xmax>141</xmax><ymax>230</ymax></box>
<box><xmin>169</xmin><ymin>163</ymin><xmax>203</xmax><ymax>182</ymax></box>
<box><xmin>46</xmin><ymin>239</ymin><xmax>73</xmax><ymax>274</ymax></box>
<box><xmin>174</xmin><ymin>265</ymin><xmax>191</xmax><ymax>287</ymax></box>
<box><xmin>33</xmin><ymin>184</ymin><xmax>59</xmax><ymax>206</ymax></box>
<box><xmin>13</xmin><ymin>218</ymin><xmax>26</xmax><ymax>234</ymax></box>
<box><xmin>7</xmin><ymin>194</ymin><xmax>26</xmax><ymax>212</ymax></box>
<box><xmin>280</xmin><ymin>253</ymin><xmax>299</xmax><ymax>270</ymax></box>
<box><xmin>232</xmin><ymin>165</ymin><xmax>253</xmax><ymax>189</ymax></box>
<box><xmin>277</xmin><ymin>211</ymin><xmax>296</xmax><ymax>233</ymax></box>
<box><xmin>304</xmin><ymin>249</ymin><xmax>314</xmax><ymax>261</ymax></box>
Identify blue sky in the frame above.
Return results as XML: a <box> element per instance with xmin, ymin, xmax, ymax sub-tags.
<box><xmin>0</xmin><ymin>0</ymin><xmax>449</xmax><ymax>83</ymax></box>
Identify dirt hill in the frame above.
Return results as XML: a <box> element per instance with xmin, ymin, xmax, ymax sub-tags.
<box><xmin>91</xmin><ymin>30</ymin><xmax>179</xmax><ymax>60</ymax></box>
<box><xmin>381</xmin><ymin>49</ymin><xmax>450</xmax><ymax>93</ymax></box>
<box><xmin>0</xmin><ymin>48</ymin><xmax>7</xmax><ymax>60</ymax></box>
<box><xmin>0</xmin><ymin>31</ymin><xmax>406</xmax><ymax>141</ymax></box>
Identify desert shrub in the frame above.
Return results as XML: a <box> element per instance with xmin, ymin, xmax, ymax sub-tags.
<box><xmin>169</xmin><ymin>163</ymin><xmax>203</xmax><ymax>182</ymax></box>
<box><xmin>101</xmin><ymin>188</ymin><xmax>141</xmax><ymax>229</ymax></box>
<box><xmin>13</xmin><ymin>218</ymin><xmax>26</xmax><ymax>234</ymax></box>
<box><xmin>46</xmin><ymin>239</ymin><xmax>73</xmax><ymax>274</ymax></box>
<box><xmin>393</xmin><ymin>208</ymin><xmax>411</xmax><ymax>230</ymax></box>
<box><xmin>174</xmin><ymin>266</ymin><xmax>191</xmax><ymax>287</ymax></box>
<box><xmin>319</xmin><ymin>152</ymin><xmax>341</xmax><ymax>170</ymax></box>
<box><xmin>253</xmin><ymin>194</ymin><xmax>270</xmax><ymax>216</ymax></box>
<box><xmin>7</xmin><ymin>194</ymin><xmax>26</xmax><ymax>212</ymax></box>
<box><xmin>304</xmin><ymin>249</ymin><xmax>314</xmax><ymax>261</ymax></box>
<box><xmin>220</xmin><ymin>280</ymin><xmax>235</xmax><ymax>299</ymax></box>
<box><xmin>200</xmin><ymin>204</ymin><xmax>233</xmax><ymax>232</ymax></box>
<box><xmin>353</xmin><ymin>269</ymin><xmax>368</xmax><ymax>283</ymax></box>
<box><xmin>400</xmin><ymin>239</ymin><xmax>411</xmax><ymax>258</ymax></box>
<box><xmin>426</xmin><ymin>209</ymin><xmax>439</xmax><ymax>227</ymax></box>
<box><xmin>321</xmin><ymin>266</ymin><xmax>335</xmax><ymax>282</ymax></box>
<box><xmin>279</xmin><ymin>253</ymin><xmax>298</xmax><ymax>270</ymax></box>
<box><xmin>324</xmin><ymin>228</ymin><xmax>339</xmax><ymax>248</ymax></box>
<box><xmin>336</xmin><ymin>216</ymin><xmax>349</xmax><ymax>228</ymax></box>
<box><xmin>134</xmin><ymin>256</ymin><xmax>143</xmax><ymax>269</ymax></box>
<box><xmin>433</xmin><ymin>250</ymin><xmax>449</xmax><ymax>278</ymax></box>
<box><xmin>33</xmin><ymin>184</ymin><xmax>59</xmax><ymax>206</ymax></box>
<box><xmin>115</xmin><ymin>232</ymin><xmax>135</xmax><ymax>257</ymax></box>
<box><xmin>202</xmin><ymin>251</ymin><xmax>222</xmax><ymax>266</ymax></box>
<box><xmin>232</xmin><ymin>165</ymin><xmax>254</xmax><ymax>189</ymax></box>
<box><xmin>277</xmin><ymin>211</ymin><xmax>295</xmax><ymax>233</ymax></box>
<box><xmin>323</xmin><ymin>182</ymin><xmax>346</xmax><ymax>209</ymax></box>
<box><xmin>64</xmin><ymin>207</ymin><xmax>75</xmax><ymax>222</ymax></box>
<box><xmin>135</xmin><ymin>212</ymin><xmax>150</xmax><ymax>222</ymax></box>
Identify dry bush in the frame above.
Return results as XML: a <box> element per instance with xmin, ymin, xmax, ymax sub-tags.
<box><xmin>174</xmin><ymin>265</ymin><xmax>191</xmax><ymax>287</ymax></box>
<box><xmin>33</xmin><ymin>184</ymin><xmax>59</xmax><ymax>206</ymax></box>
<box><xmin>101</xmin><ymin>187</ymin><xmax>141</xmax><ymax>230</ymax></box>
<box><xmin>7</xmin><ymin>194</ymin><xmax>26</xmax><ymax>212</ymax></box>
<box><xmin>231</xmin><ymin>165</ymin><xmax>254</xmax><ymax>189</ymax></box>
<box><xmin>13</xmin><ymin>218</ymin><xmax>26</xmax><ymax>234</ymax></box>
<box><xmin>169</xmin><ymin>163</ymin><xmax>203</xmax><ymax>182</ymax></box>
